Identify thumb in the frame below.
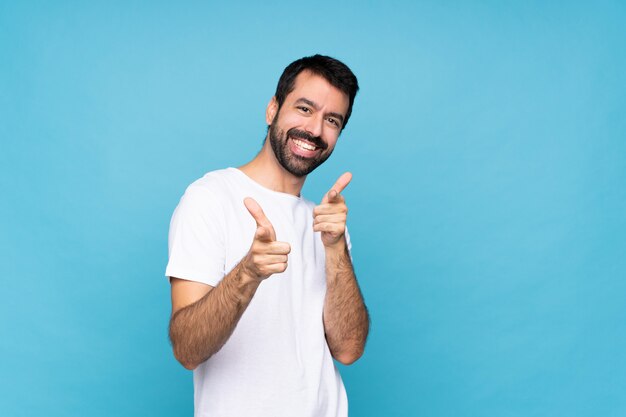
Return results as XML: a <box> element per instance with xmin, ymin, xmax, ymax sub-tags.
<box><xmin>322</xmin><ymin>172</ymin><xmax>352</xmax><ymax>203</ymax></box>
<box><xmin>254</xmin><ymin>226</ymin><xmax>273</xmax><ymax>242</ymax></box>
<box><xmin>325</xmin><ymin>189</ymin><xmax>341</xmax><ymax>204</ymax></box>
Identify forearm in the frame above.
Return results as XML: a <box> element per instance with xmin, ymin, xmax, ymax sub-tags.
<box><xmin>323</xmin><ymin>239</ymin><xmax>369</xmax><ymax>365</ymax></box>
<box><xmin>169</xmin><ymin>263</ymin><xmax>259</xmax><ymax>370</ymax></box>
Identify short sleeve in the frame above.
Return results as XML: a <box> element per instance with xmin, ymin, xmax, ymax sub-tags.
<box><xmin>345</xmin><ymin>225</ymin><xmax>353</xmax><ymax>259</ymax></box>
<box><xmin>165</xmin><ymin>184</ymin><xmax>226</xmax><ymax>286</ymax></box>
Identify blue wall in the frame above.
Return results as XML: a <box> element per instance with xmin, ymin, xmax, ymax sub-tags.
<box><xmin>1</xmin><ymin>1</ymin><xmax>625</xmax><ymax>415</ymax></box>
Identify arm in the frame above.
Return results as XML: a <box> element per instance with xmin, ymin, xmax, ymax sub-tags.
<box><xmin>169</xmin><ymin>197</ymin><xmax>290</xmax><ymax>370</ymax></box>
<box><xmin>314</xmin><ymin>173</ymin><xmax>370</xmax><ymax>365</ymax></box>
<box><xmin>322</xmin><ymin>238</ymin><xmax>369</xmax><ymax>365</ymax></box>
<box><xmin>169</xmin><ymin>266</ymin><xmax>259</xmax><ymax>370</ymax></box>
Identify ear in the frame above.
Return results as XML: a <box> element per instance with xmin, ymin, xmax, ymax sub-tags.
<box><xmin>265</xmin><ymin>96</ymin><xmax>278</xmax><ymax>125</ymax></box>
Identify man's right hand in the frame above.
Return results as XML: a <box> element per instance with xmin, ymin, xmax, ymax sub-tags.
<box><xmin>242</xmin><ymin>197</ymin><xmax>291</xmax><ymax>281</ymax></box>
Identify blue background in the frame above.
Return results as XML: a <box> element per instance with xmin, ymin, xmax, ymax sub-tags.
<box><xmin>1</xmin><ymin>1</ymin><xmax>625</xmax><ymax>416</ymax></box>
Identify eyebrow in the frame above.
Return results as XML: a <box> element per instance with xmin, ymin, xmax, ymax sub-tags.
<box><xmin>295</xmin><ymin>97</ymin><xmax>345</xmax><ymax>125</ymax></box>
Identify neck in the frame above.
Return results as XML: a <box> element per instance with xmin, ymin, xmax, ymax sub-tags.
<box><xmin>238</xmin><ymin>137</ymin><xmax>306</xmax><ymax>196</ymax></box>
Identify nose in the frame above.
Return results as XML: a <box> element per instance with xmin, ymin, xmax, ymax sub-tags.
<box><xmin>303</xmin><ymin>114</ymin><xmax>324</xmax><ymax>138</ymax></box>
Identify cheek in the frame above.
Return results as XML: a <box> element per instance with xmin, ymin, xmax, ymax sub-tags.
<box><xmin>278</xmin><ymin>112</ymin><xmax>303</xmax><ymax>128</ymax></box>
<box><xmin>324</xmin><ymin>135</ymin><xmax>339</xmax><ymax>151</ymax></box>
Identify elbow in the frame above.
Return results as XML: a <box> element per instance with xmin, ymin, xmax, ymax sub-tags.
<box><xmin>171</xmin><ymin>338</ymin><xmax>204</xmax><ymax>370</ymax></box>
<box><xmin>173</xmin><ymin>347</ymin><xmax>200</xmax><ymax>371</ymax></box>
<box><xmin>170</xmin><ymin>321</ymin><xmax>202</xmax><ymax>370</ymax></box>
<box><xmin>172</xmin><ymin>345</ymin><xmax>196</xmax><ymax>370</ymax></box>
<box><xmin>180</xmin><ymin>361</ymin><xmax>198</xmax><ymax>371</ymax></box>
<box><xmin>171</xmin><ymin>336</ymin><xmax>216</xmax><ymax>370</ymax></box>
<box><xmin>333</xmin><ymin>346</ymin><xmax>365</xmax><ymax>366</ymax></box>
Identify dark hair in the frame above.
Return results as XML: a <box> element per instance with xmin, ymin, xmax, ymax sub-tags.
<box><xmin>274</xmin><ymin>54</ymin><xmax>359</xmax><ymax>130</ymax></box>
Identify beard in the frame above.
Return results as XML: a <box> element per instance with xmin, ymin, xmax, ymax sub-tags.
<box><xmin>268</xmin><ymin>120</ymin><xmax>333</xmax><ymax>177</ymax></box>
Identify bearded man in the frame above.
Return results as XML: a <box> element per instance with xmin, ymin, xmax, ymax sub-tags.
<box><xmin>166</xmin><ymin>54</ymin><xmax>369</xmax><ymax>417</ymax></box>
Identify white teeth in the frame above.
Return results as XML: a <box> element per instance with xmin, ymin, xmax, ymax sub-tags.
<box><xmin>293</xmin><ymin>138</ymin><xmax>316</xmax><ymax>151</ymax></box>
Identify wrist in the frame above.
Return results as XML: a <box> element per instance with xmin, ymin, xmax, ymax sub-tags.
<box><xmin>324</xmin><ymin>236</ymin><xmax>348</xmax><ymax>257</ymax></box>
<box><xmin>236</xmin><ymin>262</ymin><xmax>263</xmax><ymax>288</ymax></box>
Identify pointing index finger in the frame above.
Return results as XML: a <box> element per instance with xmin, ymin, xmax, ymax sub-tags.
<box><xmin>244</xmin><ymin>197</ymin><xmax>272</xmax><ymax>228</ymax></box>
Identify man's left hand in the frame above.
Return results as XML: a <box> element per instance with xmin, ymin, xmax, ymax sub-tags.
<box><xmin>313</xmin><ymin>172</ymin><xmax>352</xmax><ymax>248</ymax></box>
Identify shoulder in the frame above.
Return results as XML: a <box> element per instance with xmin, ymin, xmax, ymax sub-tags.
<box><xmin>180</xmin><ymin>168</ymin><xmax>241</xmax><ymax>202</ymax></box>
<box><xmin>173</xmin><ymin>169</ymin><xmax>238</xmax><ymax>217</ymax></box>
<box><xmin>187</xmin><ymin>168</ymin><xmax>236</xmax><ymax>193</ymax></box>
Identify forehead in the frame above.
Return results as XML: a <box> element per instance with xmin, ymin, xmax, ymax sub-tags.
<box><xmin>286</xmin><ymin>71</ymin><xmax>349</xmax><ymax>115</ymax></box>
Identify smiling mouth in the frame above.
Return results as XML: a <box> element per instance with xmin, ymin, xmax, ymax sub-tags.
<box><xmin>291</xmin><ymin>137</ymin><xmax>319</xmax><ymax>152</ymax></box>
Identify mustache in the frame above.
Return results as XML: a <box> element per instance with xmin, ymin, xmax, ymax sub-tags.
<box><xmin>287</xmin><ymin>128</ymin><xmax>328</xmax><ymax>150</ymax></box>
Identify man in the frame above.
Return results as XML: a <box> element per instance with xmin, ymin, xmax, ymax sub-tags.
<box><xmin>166</xmin><ymin>54</ymin><xmax>369</xmax><ymax>417</ymax></box>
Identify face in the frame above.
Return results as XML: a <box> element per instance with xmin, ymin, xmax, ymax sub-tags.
<box><xmin>267</xmin><ymin>71</ymin><xmax>349</xmax><ymax>177</ymax></box>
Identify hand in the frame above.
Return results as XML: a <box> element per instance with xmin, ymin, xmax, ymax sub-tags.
<box><xmin>242</xmin><ymin>197</ymin><xmax>291</xmax><ymax>281</ymax></box>
<box><xmin>313</xmin><ymin>172</ymin><xmax>352</xmax><ymax>248</ymax></box>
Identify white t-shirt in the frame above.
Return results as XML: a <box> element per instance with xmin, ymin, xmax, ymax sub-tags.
<box><xmin>166</xmin><ymin>168</ymin><xmax>349</xmax><ymax>417</ymax></box>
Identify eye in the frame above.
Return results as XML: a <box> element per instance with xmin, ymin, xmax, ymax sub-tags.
<box><xmin>326</xmin><ymin>117</ymin><xmax>340</xmax><ymax>128</ymax></box>
<box><xmin>297</xmin><ymin>106</ymin><xmax>312</xmax><ymax>114</ymax></box>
